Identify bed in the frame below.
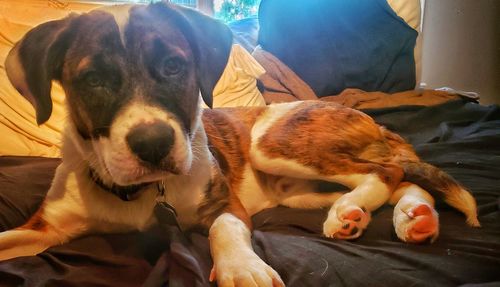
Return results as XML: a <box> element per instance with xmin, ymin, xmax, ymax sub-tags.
<box><xmin>0</xmin><ymin>0</ymin><xmax>499</xmax><ymax>286</ymax></box>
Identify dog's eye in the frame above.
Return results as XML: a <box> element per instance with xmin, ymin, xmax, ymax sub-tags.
<box><xmin>83</xmin><ymin>72</ymin><xmax>104</xmax><ymax>87</ymax></box>
<box><xmin>160</xmin><ymin>57</ymin><xmax>183</xmax><ymax>77</ymax></box>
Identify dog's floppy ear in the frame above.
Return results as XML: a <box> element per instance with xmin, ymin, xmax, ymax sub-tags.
<box><xmin>5</xmin><ymin>15</ymin><xmax>75</xmax><ymax>125</ymax></box>
<box><xmin>159</xmin><ymin>3</ymin><xmax>233</xmax><ymax>108</ymax></box>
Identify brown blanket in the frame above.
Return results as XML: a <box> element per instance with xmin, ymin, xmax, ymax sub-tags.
<box><xmin>253</xmin><ymin>47</ymin><xmax>463</xmax><ymax>109</ymax></box>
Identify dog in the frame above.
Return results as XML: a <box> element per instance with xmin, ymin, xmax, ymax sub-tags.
<box><xmin>1</xmin><ymin>2</ymin><xmax>480</xmax><ymax>286</ymax></box>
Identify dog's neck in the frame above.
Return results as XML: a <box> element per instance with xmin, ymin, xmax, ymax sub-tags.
<box><xmin>88</xmin><ymin>167</ymin><xmax>153</xmax><ymax>201</ymax></box>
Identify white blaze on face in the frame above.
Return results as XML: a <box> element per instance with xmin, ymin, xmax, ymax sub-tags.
<box><xmin>95</xmin><ymin>4</ymin><xmax>137</xmax><ymax>45</ymax></box>
<box><xmin>92</xmin><ymin>102</ymin><xmax>193</xmax><ymax>186</ymax></box>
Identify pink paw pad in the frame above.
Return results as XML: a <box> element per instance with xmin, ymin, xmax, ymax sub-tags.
<box><xmin>406</xmin><ymin>203</ymin><xmax>439</xmax><ymax>243</ymax></box>
<box><xmin>335</xmin><ymin>207</ymin><xmax>370</xmax><ymax>238</ymax></box>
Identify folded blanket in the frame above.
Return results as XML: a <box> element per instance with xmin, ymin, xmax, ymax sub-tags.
<box><xmin>211</xmin><ymin>44</ymin><xmax>266</xmax><ymax>108</ymax></box>
<box><xmin>253</xmin><ymin>47</ymin><xmax>464</xmax><ymax>109</ymax></box>
<box><xmin>320</xmin><ymin>88</ymin><xmax>464</xmax><ymax>109</ymax></box>
<box><xmin>252</xmin><ymin>46</ymin><xmax>318</xmax><ymax>103</ymax></box>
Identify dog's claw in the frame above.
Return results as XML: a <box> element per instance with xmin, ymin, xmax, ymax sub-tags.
<box><xmin>209</xmin><ymin>266</ymin><xmax>216</xmax><ymax>282</ymax></box>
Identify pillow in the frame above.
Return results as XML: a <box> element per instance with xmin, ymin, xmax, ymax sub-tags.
<box><xmin>386</xmin><ymin>0</ymin><xmax>423</xmax><ymax>84</ymax></box>
<box><xmin>257</xmin><ymin>0</ymin><xmax>419</xmax><ymax>97</ymax></box>
<box><xmin>228</xmin><ymin>17</ymin><xmax>259</xmax><ymax>53</ymax></box>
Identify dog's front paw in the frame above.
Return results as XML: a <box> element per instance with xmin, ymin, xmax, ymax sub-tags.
<box><xmin>210</xmin><ymin>252</ymin><xmax>285</xmax><ymax>287</ymax></box>
<box><xmin>394</xmin><ymin>201</ymin><xmax>439</xmax><ymax>243</ymax></box>
<box><xmin>323</xmin><ymin>205</ymin><xmax>371</xmax><ymax>239</ymax></box>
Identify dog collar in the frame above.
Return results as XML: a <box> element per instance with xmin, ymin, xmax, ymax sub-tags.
<box><xmin>88</xmin><ymin>168</ymin><xmax>152</xmax><ymax>201</ymax></box>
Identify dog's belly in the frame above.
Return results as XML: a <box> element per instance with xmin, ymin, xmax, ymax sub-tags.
<box><xmin>237</xmin><ymin>164</ymin><xmax>278</xmax><ymax>216</ymax></box>
<box><xmin>237</xmin><ymin>163</ymin><xmax>340</xmax><ymax>216</ymax></box>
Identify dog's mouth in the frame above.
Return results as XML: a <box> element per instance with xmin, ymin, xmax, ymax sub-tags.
<box><xmin>132</xmin><ymin>167</ymin><xmax>179</xmax><ymax>183</ymax></box>
<box><xmin>90</xmin><ymin>104</ymin><xmax>194</xmax><ymax>187</ymax></box>
<box><xmin>97</xmin><ymin>144</ymin><xmax>190</xmax><ymax>186</ymax></box>
<box><xmin>88</xmin><ymin>133</ymin><xmax>189</xmax><ymax>200</ymax></box>
<box><xmin>141</xmin><ymin>156</ymin><xmax>182</xmax><ymax>175</ymax></box>
<box><xmin>104</xmin><ymin>161</ymin><xmax>180</xmax><ymax>186</ymax></box>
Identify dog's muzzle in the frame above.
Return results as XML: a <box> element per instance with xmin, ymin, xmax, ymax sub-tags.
<box><xmin>126</xmin><ymin>121</ymin><xmax>175</xmax><ymax>166</ymax></box>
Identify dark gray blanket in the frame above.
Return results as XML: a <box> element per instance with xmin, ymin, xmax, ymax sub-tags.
<box><xmin>1</xmin><ymin>99</ymin><xmax>499</xmax><ymax>286</ymax></box>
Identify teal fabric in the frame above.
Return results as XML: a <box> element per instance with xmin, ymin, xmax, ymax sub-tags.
<box><xmin>258</xmin><ymin>0</ymin><xmax>417</xmax><ymax>96</ymax></box>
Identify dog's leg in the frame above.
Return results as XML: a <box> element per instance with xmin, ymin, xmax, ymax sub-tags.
<box><xmin>0</xmin><ymin>161</ymin><xmax>157</xmax><ymax>261</ymax></box>
<box><xmin>389</xmin><ymin>183</ymin><xmax>439</xmax><ymax>243</ymax></box>
<box><xmin>199</xmin><ymin>160</ymin><xmax>284</xmax><ymax>287</ymax></box>
<box><xmin>209</xmin><ymin>213</ymin><xmax>285</xmax><ymax>287</ymax></box>
<box><xmin>261</xmin><ymin>162</ymin><xmax>396</xmax><ymax>240</ymax></box>
<box><xmin>264</xmin><ymin>176</ymin><xmax>344</xmax><ymax>209</ymax></box>
<box><xmin>254</xmin><ymin>158</ymin><xmax>401</xmax><ymax>239</ymax></box>
<box><xmin>252</xmin><ymin>146</ymin><xmax>400</xmax><ymax>239</ymax></box>
<box><xmin>250</xmin><ymin>102</ymin><xmax>406</xmax><ymax>240</ymax></box>
<box><xmin>321</xmin><ymin>170</ymin><xmax>397</xmax><ymax>239</ymax></box>
<box><xmin>0</xmin><ymin>214</ymin><xmax>87</xmax><ymax>261</ymax></box>
<box><xmin>0</xmin><ymin>196</ymin><xmax>89</xmax><ymax>261</ymax></box>
<box><xmin>0</xmin><ymin>163</ymin><xmax>94</xmax><ymax>261</ymax></box>
<box><xmin>280</xmin><ymin>191</ymin><xmax>344</xmax><ymax>209</ymax></box>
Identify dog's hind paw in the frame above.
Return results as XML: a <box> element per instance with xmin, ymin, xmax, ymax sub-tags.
<box><xmin>323</xmin><ymin>205</ymin><xmax>371</xmax><ymax>239</ymax></box>
<box><xmin>394</xmin><ymin>202</ymin><xmax>439</xmax><ymax>243</ymax></box>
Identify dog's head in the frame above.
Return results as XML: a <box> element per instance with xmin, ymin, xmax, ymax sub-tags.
<box><xmin>5</xmin><ymin>3</ymin><xmax>232</xmax><ymax>185</ymax></box>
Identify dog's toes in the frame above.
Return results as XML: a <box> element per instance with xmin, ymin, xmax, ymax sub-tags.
<box><xmin>323</xmin><ymin>206</ymin><xmax>370</xmax><ymax>239</ymax></box>
<box><xmin>214</xmin><ymin>253</ymin><xmax>284</xmax><ymax>287</ymax></box>
<box><xmin>394</xmin><ymin>202</ymin><xmax>439</xmax><ymax>243</ymax></box>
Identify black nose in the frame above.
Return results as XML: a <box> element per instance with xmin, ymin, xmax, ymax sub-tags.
<box><xmin>126</xmin><ymin>121</ymin><xmax>175</xmax><ymax>165</ymax></box>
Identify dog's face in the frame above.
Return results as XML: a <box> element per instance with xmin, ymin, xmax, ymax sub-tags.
<box><xmin>5</xmin><ymin>3</ymin><xmax>232</xmax><ymax>185</ymax></box>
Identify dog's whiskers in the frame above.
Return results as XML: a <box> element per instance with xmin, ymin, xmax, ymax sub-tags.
<box><xmin>190</xmin><ymin>145</ymin><xmax>206</xmax><ymax>162</ymax></box>
<box><xmin>203</xmin><ymin>131</ymin><xmax>227</xmax><ymax>141</ymax></box>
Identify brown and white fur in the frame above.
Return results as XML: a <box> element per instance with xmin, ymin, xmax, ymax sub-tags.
<box><xmin>1</xmin><ymin>2</ymin><xmax>479</xmax><ymax>286</ymax></box>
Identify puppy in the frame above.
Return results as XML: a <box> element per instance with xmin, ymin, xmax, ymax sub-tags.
<box><xmin>1</xmin><ymin>2</ymin><xmax>479</xmax><ymax>286</ymax></box>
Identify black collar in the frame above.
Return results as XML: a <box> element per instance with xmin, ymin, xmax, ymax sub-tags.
<box><xmin>89</xmin><ymin>168</ymin><xmax>155</xmax><ymax>201</ymax></box>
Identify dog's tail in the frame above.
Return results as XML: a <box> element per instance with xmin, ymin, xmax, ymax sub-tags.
<box><xmin>402</xmin><ymin>161</ymin><xmax>480</xmax><ymax>227</ymax></box>
<box><xmin>380</xmin><ymin>127</ymin><xmax>480</xmax><ymax>227</ymax></box>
